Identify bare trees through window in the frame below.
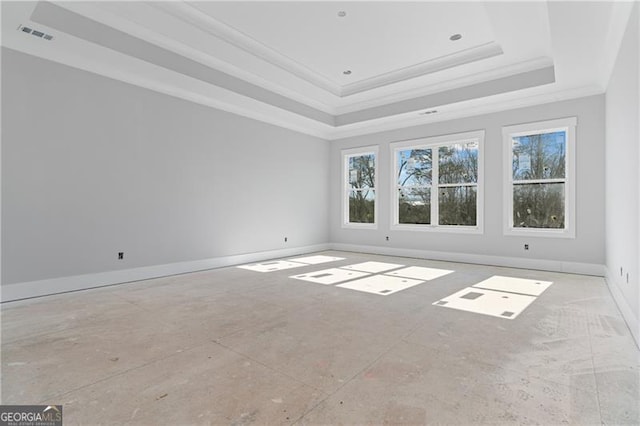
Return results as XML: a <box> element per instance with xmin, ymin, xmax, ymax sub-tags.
<box><xmin>393</xmin><ymin>132</ymin><xmax>482</xmax><ymax>230</ymax></box>
<box><xmin>346</xmin><ymin>152</ymin><xmax>376</xmax><ymax>224</ymax></box>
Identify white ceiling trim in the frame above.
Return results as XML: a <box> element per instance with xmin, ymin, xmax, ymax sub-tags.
<box><xmin>0</xmin><ymin>38</ymin><xmax>333</xmax><ymax>140</ymax></box>
<box><xmin>157</xmin><ymin>1</ymin><xmax>504</xmax><ymax>99</ymax></box>
<box><xmin>156</xmin><ymin>1</ymin><xmax>342</xmax><ymax>96</ymax></box>
<box><xmin>334</xmin><ymin>56</ymin><xmax>553</xmax><ymax>115</ymax></box>
<box><xmin>1</xmin><ymin>37</ymin><xmax>603</xmax><ymax>143</ymax></box>
<box><xmin>2</xmin><ymin>1</ymin><xmax>624</xmax><ymax>142</ymax></box>
<box><xmin>339</xmin><ymin>41</ymin><xmax>503</xmax><ymax>96</ymax></box>
<box><xmin>52</xmin><ymin>2</ymin><xmax>336</xmax><ymax>116</ymax></box>
<box><xmin>30</xmin><ymin>1</ymin><xmax>563</xmax><ymax>119</ymax></box>
<box><xmin>325</xmin><ymin>84</ymin><xmax>604</xmax><ymax>140</ymax></box>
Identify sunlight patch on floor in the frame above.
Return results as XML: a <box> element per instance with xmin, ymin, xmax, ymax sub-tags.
<box><xmin>238</xmin><ymin>255</ymin><xmax>343</xmax><ymax>272</ymax></box>
<box><xmin>472</xmin><ymin>275</ymin><xmax>552</xmax><ymax>296</ymax></box>
<box><xmin>287</xmin><ymin>255</ymin><xmax>345</xmax><ymax>265</ymax></box>
<box><xmin>336</xmin><ymin>275</ymin><xmax>425</xmax><ymax>296</ymax></box>
<box><xmin>340</xmin><ymin>261</ymin><xmax>405</xmax><ymax>273</ymax></box>
<box><xmin>434</xmin><ymin>275</ymin><xmax>553</xmax><ymax>319</ymax></box>
<box><xmin>237</xmin><ymin>260</ymin><xmax>306</xmax><ymax>272</ymax></box>
<box><xmin>385</xmin><ymin>266</ymin><xmax>454</xmax><ymax>281</ymax></box>
<box><xmin>290</xmin><ymin>268</ymin><xmax>369</xmax><ymax>285</ymax></box>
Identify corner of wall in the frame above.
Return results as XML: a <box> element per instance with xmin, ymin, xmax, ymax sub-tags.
<box><xmin>605</xmin><ymin>267</ymin><xmax>640</xmax><ymax>349</ymax></box>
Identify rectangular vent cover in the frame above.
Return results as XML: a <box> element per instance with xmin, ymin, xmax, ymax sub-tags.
<box><xmin>18</xmin><ymin>25</ymin><xmax>53</xmax><ymax>41</ymax></box>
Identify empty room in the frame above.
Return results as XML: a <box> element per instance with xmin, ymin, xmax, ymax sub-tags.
<box><xmin>1</xmin><ymin>1</ymin><xmax>639</xmax><ymax>424</ymax></box>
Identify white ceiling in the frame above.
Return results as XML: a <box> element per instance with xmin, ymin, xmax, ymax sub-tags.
<box><xmin>189</xmin><ymin>2</ymin><xmax>502</xmax><ymax>88</ymax></box>
<box><xmin>1</xmin><ymin>1</ymin><xmax>635</xmax><ymax>140</ymax></box>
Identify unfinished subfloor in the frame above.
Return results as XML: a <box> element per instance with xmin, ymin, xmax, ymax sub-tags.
<box><xmin>2</xmin><ymin>251</ymin><xmax>639</xmax><ymax>425</ymax></box>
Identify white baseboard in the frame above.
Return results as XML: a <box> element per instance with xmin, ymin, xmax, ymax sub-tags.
<box><xmin>1</xmin><ymin>242</ymin><xmax>608</xmax><ymax>305</ymax></box>
<box><xmin>604</xmin><ymin>267</ymin><xmax>640</xmax><ymax>349</ymax></box>
<box><xmin>1</xmin><ymin>243</ymin><xmax>331</xmax><ymax>302</ymax></box>
<box><xmin>329</xmin><ymin>243</ymin><xmax>605</xmax><ymax>276</ymax></box>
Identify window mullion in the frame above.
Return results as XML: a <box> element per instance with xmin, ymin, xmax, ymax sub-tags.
<box><xmin>438</xmin><ymin>182</ymin><xmax>478</xmax><ymax>188</ymax></box>
<box><xmin>513</xmin><ymin>178</ymin><xmax>566</xmax><ymax>185</ymax></box>
<box><xmin>432</xmin><ymin>147</ymin><xmax>439</xmax><ymax>226</ymax></box>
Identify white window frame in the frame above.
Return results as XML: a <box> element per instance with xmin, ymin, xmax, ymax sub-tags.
<box><xmin>390</xmin><ymin>130</ymin><xmax>484</xmax><ymax>234</ymax></box>
<box><xmin>502</xmin><ymin>117</ymin><xmax>577</xmax><ymax>238</ymax></box>
<box><xmin>342</xmin><ymin>146</ymin><xmax>379</xmax><ymax>229</ymax></box>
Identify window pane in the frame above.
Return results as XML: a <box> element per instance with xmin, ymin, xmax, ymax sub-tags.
<box><xmin>349</xmin><ymin>190</ymin><xmax>375</xmax><ymax>223</ymax></box>
<box><xmin>349</xmin><ymin>154</ymin><xmax>375</xmax><ymax>189</ymax></box>
<box><xmin>397</xmin><ymin>149</ymin><xmax>432</xmax><ymax>186</ymax></box>
<box><xmin>398</xmin><ymin>188</ymin><xmax>430</xmax><ymax>224</ymax></box>
<box><xmin>438</xmin><ymin>142</ymin><xmax>478</xmax><ymax>184</ymax></box>
<box><xmin>438</xmin><ymin>186</ymin><xmax>477</xmax><ymax>226</ymax></box>
<box><xmin>512</xmin><ymin>131</ymin><xmax>566</xmax><ymax>180</ymax></box>
<box><xmin>513</xmin><ymin>183</ymin><xmax>565</xmax><ymax>228</ymax></box>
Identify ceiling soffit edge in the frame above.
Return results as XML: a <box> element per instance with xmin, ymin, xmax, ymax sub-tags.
<box><xmin>335</xmin><ymin>57</ymin><xmax>554</xmax><ymax>115</ymax></box>
<box><xmin>326</xmin><ymin>84</ymin><xmax>604</xmax><ymax>141</ymax></box>
<box><xmin>30</xmin><ymin>2</ymin><xmax>538</xmax><ymax>128</ymax></box>
<box><xmin>341</xmin><ymin>42</ymin><xmax>503</xmax><ymax>96</ymax></box>
<box><xmin>30</xmin><ymin>1</ymin><xmax>336</xmax><ymax>126</ymax></box>
<box><xmin>36</xmin><ymin>2</ymin><xmax>335</xmax><ymax>115</ymax></box>
<box><xmin>337</xmin><ymin>66</ymin><xmax>556</xmax><ymax>126</ymax></box>
<box><xmin>155</xmin><ymin>1</ymin><xmax>342</xmax><ymax>96</ymax></box>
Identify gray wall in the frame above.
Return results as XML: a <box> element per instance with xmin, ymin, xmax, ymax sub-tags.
<box><xmin>605</xmin><ymin>5</ymin><xmax>639</xmax><ymax>326</ymax></box>
<box><xmin>330</xmin><ymin>95</ymin><xmax>606</xmax><ymax>267</ymax></box>
<box><xmin>1</xmin><ymin>48</ymin><xmax>330</xmax><ymax>285</ymax></box>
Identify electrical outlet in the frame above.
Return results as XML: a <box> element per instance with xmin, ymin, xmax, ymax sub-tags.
<box><xmin>118</xmin><ymin>252</ymin><xmax>124</xmax><ymax>260</ymax></box>
<box><xmin>524</xmin><ymin>244</ymin><xmax>529</xmax><ymax>251</ymax></box>
<box><xmin>386</xmin><ymin>236</ymin><xmax>389</xmax><ymax>241</ymax></box>
<box><xmin>284</xmin><ymin>237</ymin><xmax>288</xmax><ymax>242</ymax></box>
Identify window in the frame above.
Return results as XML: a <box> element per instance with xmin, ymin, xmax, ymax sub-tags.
<box><xmin>391</xmin><ymin>131</ymin><xmax>484</xmax><ymax>233</ymax></box>
<box><xmin>342</xmin><ymin>146</ymin><xmax>378</xmax><ymax>228</ymax></box>
<box><xmin>502</xmin><ymin>117</ymin><xmax>576</xmax><ymax>238</ymax></box>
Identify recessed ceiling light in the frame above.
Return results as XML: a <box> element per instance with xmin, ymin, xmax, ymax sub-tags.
<box><xmin>343</xmin><ymin>70</ymin><xmax>352</xmax><ymax>75</ymax></box>
<box><xmin>449</xmin><ymin>33</ymin><xmax>462</xmax><ymax>41</ymax></box>
<box><xmin>337</xmin><ymin>11</ymin><xmax>347</xmax><ymax>17</ymax></box>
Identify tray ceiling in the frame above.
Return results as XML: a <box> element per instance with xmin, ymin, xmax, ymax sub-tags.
<box><xmin>1</xmin><ymin>1</ymin><xmax>634</xmax><ymax>139</ymax></box>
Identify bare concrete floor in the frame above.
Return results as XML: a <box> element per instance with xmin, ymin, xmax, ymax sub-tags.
<box><xmin>2</xmin><ymin>251</ymin><xmax>639</xmax><ymax>425</ymax></box>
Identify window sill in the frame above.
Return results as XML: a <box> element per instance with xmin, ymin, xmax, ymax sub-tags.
<box><xmin>342</xmin><ymin>223</ymin><xmax>378</xmax><ymax>230</ymax></box>
<box><xmin>391</xmin><ymin>224</ymin><xmax>483</xmax><ymax>234</ymax></box>
<box><xmin>504</xmin><ymin>227</ymin><xmax>575</xmax><ymax>239</ymax></box>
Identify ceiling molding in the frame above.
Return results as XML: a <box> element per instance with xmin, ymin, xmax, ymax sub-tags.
<box><xmin>1</xmin><ymin>45</ymin><xmax>333</xmax><ymax>140</ymax></box>
<box><xmin>334</xmin><ymin>57</ymin><xmax>553</xmax><ymax>115</ymax></box>
<box><xmin>325</xmin><ymin>84</ymin><xmax>604</xmax><ymax>140</ymax></box>
<box><xmin>49</xmin><ymin>1</ymin><xmax>336</xmax><ymax>116</ymax></box>
<box><xmin>158</xmin><ymin>2</ymin><xmax>504</xmax><ymax>98</ymax></box>
<box><xmin>156</xmin><ymin>1</ymin><xmax>343</xmax><ymax>96</ymax></box>
<box><xmin>336</xmin><ymin>66</ymin><xmax>556</xmax><ymax>126</ymax></box>
<box><xmin>340</xmin><ymin>42</ymin><xmax>503</xmax><ymax>96</ymax></box>
<box><xmin>1</xmin><ymin>1</ymin><xmax>619</xmax><ymax>142</ymax></box>
<box><xmin>30</xmin><ymin>1</ymin><xmax>335</xmax><ymax>125</ymax></box>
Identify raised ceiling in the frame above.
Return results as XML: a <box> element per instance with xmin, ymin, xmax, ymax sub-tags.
<box><xmin>1</xmin><ymin>1</ymin><xmax>634</xmax><ymax>139</ymax></box>
<box><xmin>185</xmin><ymin>1</ymin><xmax>504</xmax><ymax>95</ymax></box>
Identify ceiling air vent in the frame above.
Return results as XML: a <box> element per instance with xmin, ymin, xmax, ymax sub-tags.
<box><xmin>18</xmin><ymin>24</ymin><xmax>54</xmax><ymax>41</ymax></box>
